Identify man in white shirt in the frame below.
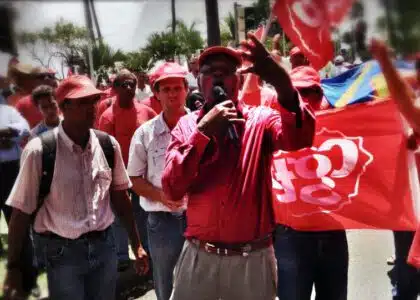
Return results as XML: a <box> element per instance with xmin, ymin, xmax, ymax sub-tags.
<box><xmin>134</xmin><ymin>70</ymin><xmax>152</xmax><ymax>101</ymax></box>
<box><xmin>3</xmin><ymin>75</ymin><xmax>149</xmax><ymax>300</ymax></box>
<box><xmin>128</xmin><ymin>62</ymin><xmax>188</xmax><ymax>300</ymax></box>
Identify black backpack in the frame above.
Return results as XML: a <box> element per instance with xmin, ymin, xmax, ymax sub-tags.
<box><xmin>34</xmin><ymin>129</ymin><xmax>115</xmax><ymax>218</ymax></box>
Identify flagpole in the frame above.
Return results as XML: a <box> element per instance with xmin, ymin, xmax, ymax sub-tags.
<box><xmin>239</xmin><ymin>8</ymin><xmax>275</xmax><ymax>100</ymax></box>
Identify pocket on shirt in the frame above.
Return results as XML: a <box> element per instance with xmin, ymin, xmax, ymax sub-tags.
<box><xmin>151</xmin><ymin>147</ymin><xmax>167</xmax><ymax>171</ymax></box>
<box><xmin>94</xmin><ymin>168</ymin><xmax>112</xmax><ymax>190</ymax></box>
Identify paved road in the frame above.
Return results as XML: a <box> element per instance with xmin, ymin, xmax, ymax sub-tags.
<box><xmin>0</xmin><ymin>219</ymin><xmax>400</xmax><ymax>300</ymax></box>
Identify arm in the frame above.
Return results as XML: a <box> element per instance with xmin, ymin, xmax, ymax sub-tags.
<box><xmin>370</xmin><ymin>39</ymin><xmax>420</xmax><ymax>133</ymax></box>
<box><xmin>162</xmin><ymin>123</ymin><xmax>211</xmax><ymax>201</ymax></box>
<box><xmin>265</xmin><ymin>98</ymin><xmax>316</xmax><ymax>152</ymax></box>
<box><xmin>109</xmin><ymin>136</ymin><xmax>148</xmax><ymax>274</ymax></box>
<box><xmin>98</xmin><ymin>113</ymin><xmax>115</xmax><ymax>137</ymax></box>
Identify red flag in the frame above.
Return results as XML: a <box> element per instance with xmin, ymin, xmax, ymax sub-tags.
<box><xmin>272</xmin><ymin>100</ymin><xmax>418</xmax><ymax>230</ymax></box>
<box><xmin>273</xmin><ymin>0</ymin><xmax>353</xmax><ymax>70</ymax></box>
<box><xmin>254</xmin><ymin>25</ymin><xmax>265</xmax><ymax>40</ymax></box>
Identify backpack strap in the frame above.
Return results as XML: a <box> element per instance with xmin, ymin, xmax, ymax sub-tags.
<box><xmin>35</xmin><ymin>130</ymin><xmax>57</xmax><ymax>222</ymax></box>
<box><xmin>93</xmin><ymin>129</ymin><xmax>115</xmax><ymax>169</ymax></box>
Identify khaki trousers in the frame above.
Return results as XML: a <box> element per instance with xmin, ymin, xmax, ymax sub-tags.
<box><xmin>170</xmin><ymin>240</ymin><xmax>277</xmax><ymax>300</ymax></box>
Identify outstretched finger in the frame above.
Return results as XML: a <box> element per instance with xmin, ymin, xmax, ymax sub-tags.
<box><xmin>246</xmin><ymin>33</ymin><xmax>264</xmax><ymax>49</ymax></box>
<box><xmin>238</xmin><ymin>50</ymin><xmax>253</xmax><ymax>62</ymax></box>
<box><xmin>229</xmin><ymin>118</ymin><xmax>246</xmax><ymax>124</ymax></box>
<box><xmin>219</xmin><ymin>100</ymin><xmax>235</xmax><ymax>107</ymax></box>
<box><xmin>237</xmin><ymin>65</ymin><xmax>255</xmax><ymax>74</ymax></box>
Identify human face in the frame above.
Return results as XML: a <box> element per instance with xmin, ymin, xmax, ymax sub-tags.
<box><xmin>61</xmin><ymin>95</ymin><xmax>100</xmax><ymax>129</ymax></box>
<box><xmin>38</xmin><ymin>96</ymin><xmax>59</xmax><ymax>123</ymax></box>
<box><xmin>189</xmin><ymin>59</ymin><xmax>199</xmax><ymax>77</ymax></box>
<box><xmin>34</xmin><ymin>73</ymin><xmax>57</xmax><ymax>89</ymax></box>
<box><xmin>298</xmin><ymin>87</ymin><xmax>323</xmax><ymax>111</ymax></box>
<box><xmin>114</xmin><ymin>77</ymin><xmax>136</xmax><ymax>100</ymax></box>
<box><xmin>198</xmin><ymin>54</ymin><xmax>240</xmax><ymax>107</ymax></box>
<box><xmin>155</xmin><ymin>78</ymin><xmax>188</xmax><ymax>113</ymax></box>
<box><xmin>135</xmin><ymin>72</ymin><xmax>147</xmax><ymax>88</ymax></box>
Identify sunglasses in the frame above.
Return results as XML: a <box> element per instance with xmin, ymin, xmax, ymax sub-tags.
<box><xmin>36</xmin><ymin>73</ymin><xmax>55</xmax><ymax>80</ymax></box>
<box><xmin>116</xmin><ymin>80</ymin><xmax>136</xmax><ymax>89</ymax></box>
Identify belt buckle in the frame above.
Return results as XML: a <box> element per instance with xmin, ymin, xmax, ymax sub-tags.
<box><xmin>242</xmin><ymin>244</ymin><xmax>252</xmax><ymax>257</ymax></box>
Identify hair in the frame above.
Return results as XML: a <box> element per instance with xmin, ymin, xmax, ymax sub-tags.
<box><xmin>31</xmin><ymin>84</ymin><xmax>54</xmax><ymax>106</ymax></box>
<box><xmin>113</xmin><ymin>69</ymin><xmax>137</xmax><ymax>88</ymax></box>
<box><xmin>154</xmin><ymin>79</ymin><xmax>188</xmax><ymax>92</ymax></box>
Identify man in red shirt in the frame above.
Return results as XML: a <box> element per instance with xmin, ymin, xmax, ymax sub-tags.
<box><xmin>141</xmin><ymin>71</ymin><xmax>163</xmax><ymax>114</ymax></box>
<box><xmin>99</xmin><ymin>69</ymin><xmax>156</xmax><ymax>269</ymax></box>
<box><xmin>15</xmin><ymin>67</ymin><xmax>58</xmax><ymax>128</ymax></box>
<box><xmin>162</xmin><ymin>34</ymin><xmax>315</xmax><ymax>300</ymax></box>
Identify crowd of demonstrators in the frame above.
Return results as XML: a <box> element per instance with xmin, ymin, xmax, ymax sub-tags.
<box><xmin>128</xmin><ymin>62</ymin><xmax>189</xmax><ymax>300</ymax></box>
<box><xmin>0</xmin><ymin>28</ymin><xmax>420</xmax><ymax>300</ymax></box>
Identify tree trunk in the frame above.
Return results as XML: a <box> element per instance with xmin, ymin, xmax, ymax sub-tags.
<box><xmin>171</xmin><ymin>0</ymin><xmax>176</xmax><ymax>34</ymax></box>
<box><xmin>205</xmin><ymin>0</ymin><xmax>221</xmax><ymax>46</ymax></box>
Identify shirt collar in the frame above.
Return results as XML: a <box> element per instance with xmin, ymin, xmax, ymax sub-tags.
<box><xmin>154</xmin><ymin>113</ymin><xmax>171</xmax><ymax>136</ymax></box>
<box><xmin>58</xmin><ymin>123</ymin><xmax>94</xmax><ymax>153</ymax></box>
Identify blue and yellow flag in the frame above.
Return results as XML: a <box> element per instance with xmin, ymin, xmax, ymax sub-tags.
<box><xmin>321</xmin><ymin>60</ymin><xmax>416</xmax><ymax>108</ymax></box>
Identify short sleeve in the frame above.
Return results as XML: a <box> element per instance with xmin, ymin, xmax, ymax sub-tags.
<box><xmin>6</xmin><ymin>138</ymin><xmax>43</xmax><ymax>214</ymax></box>
<box><xmin>127</xmin><ymin>126</ymin><xmax>147</xmax><ymax>177</ymax></box>
<box><xmin>109</xmin><ymin>136</ymin><xmax>132</xmax><ymax>191</ymax></box>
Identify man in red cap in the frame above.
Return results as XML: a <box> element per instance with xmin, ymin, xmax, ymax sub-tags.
<box><xmin>3</xmin><ymin>75</ymin><xmax>149</xmax><ymax>299</ymax></box>
<box><xmin>128</xmin><ymin>62</ymin><xmax>189</xmax><ymax>300</ymax></box>
<box><xmin>162</xmin><ymin>34</ymin><xmax>315</xmax><ymax>300</ymax></box>
<box><xmin>290</xmin><ymin>46</ymin><xmax>310</xmax><ymax>70</ymax></box>
<box><xmin>272</xmin><ymin>66</ymin><xmax>349</xmax><ymax>300</ymax></box>
<box><xmin>99</xmin><ymin>69</ymin><xmax>156</xmax><ymax>270</ymax></box>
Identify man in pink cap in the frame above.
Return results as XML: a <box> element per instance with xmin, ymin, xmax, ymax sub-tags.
<box><xmin>4</xmin><ymin>75</ymin><xmax>149</xmax><ymax>299</ymax></box>
<box><xmin>162</xmin><ymin>34</ymin><xmax>315</xmax><ymax>300</ymax></box>
<box><xmin>128</xmin><ymin>62</ymin><xmax>189</xmax><ymax>300</ymax></box>
<box><xmin>273</xmin><ymin>65</ymin><xmax>348</xmax><ymax>300</ymax></box>
<box><xmin>142</xmin><ymin>71</ymin><xmax>163</xmax><ymax>114</ymax></box>
<box><xmin>290</xmin><ymin>46</ymin><xmax>310</xmax><ymax>70</ymax></box>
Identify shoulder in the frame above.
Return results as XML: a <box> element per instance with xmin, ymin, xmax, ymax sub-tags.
<box><xmin>21</xmin><ymin>135</ymin><xmax>44</xmax><ymax>160</ymax></box>
<box><xmin>16</xmin><ymin>95</ymin><xmax>32</xmax><ymax>108</ymax></box>
<box><xmin>133</xmin><ymin>115</ymin><xmax>159</xmax><ymax>139</ymax></box>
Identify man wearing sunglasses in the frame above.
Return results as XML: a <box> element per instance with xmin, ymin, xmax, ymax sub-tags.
<box><xmin>161</xmin><ymin>34</ymin><xmax>315</xmax><ymax>300</ymax></box>
<box><xmin>99</xmin><ymin>69</ymin><xmax>156</xmax><ymax>270</ymax></box>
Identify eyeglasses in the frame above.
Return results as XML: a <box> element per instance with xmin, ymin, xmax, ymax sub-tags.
<box><xmin>116</xmin><ymin>81</ymin><xmax>136</xmax><ymax>89</ymax></box>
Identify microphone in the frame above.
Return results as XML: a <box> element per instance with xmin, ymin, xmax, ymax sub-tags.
<box><xmin>212</xmin><ymin>85</ymin><xmax>240</xmax><ymax>143</ymax></box>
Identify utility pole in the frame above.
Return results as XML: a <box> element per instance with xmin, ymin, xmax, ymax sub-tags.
<box><xmin>171</xmin><ymin>0</ymin><xmax>176</xmax><ymax>34</ymax></box>
<box><xmin>83</xmin><ymin>0</ymin><xmax>95</xmax><ymax>80</ymax></box>
<box><xmin>90</xmin><ymin>0</ymin><xmax>103</xmax><ymax>44</ymax></box>
<box><xmin>205</xmin><ymin>0</ymin><xmax>221</xmax><ymax>46</ymax></box>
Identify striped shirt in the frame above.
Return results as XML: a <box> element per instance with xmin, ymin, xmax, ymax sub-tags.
<box><xmin>6</xmin><ymin>123</ymin><xmax>131</xmax><ymax>239</ymax></box>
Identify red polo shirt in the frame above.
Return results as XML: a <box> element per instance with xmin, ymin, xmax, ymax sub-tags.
<box><xmin>162</xmin><ymin>97</ymin><xmax>315</xmax><ymax>243</ymax></box>
<box><xmin>15</xmin><ymin>95</ymin><xmax>43</xmax><ymax>128</ymax></box>
<box><xmin>99</xmin><ymin>99</ymin><xmax>157</xmax><ymax>165</ymax></box>
<box><xmin>142</xmin><ymin>95</ymin><xmax>162</xmax><ymax>114</ymax></box>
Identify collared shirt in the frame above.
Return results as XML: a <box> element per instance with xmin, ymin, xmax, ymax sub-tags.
<box><xmin>142</xmin><ymin>95</ymin><xmax>162</xmax><ymax>115</ymax></box>
<box><xmin>0</xmin><ymin>104</ymin><xmax>30</xmax><ymax>163</ymax></box>
<box><xmin>15</xmin><ymin>95</ymin><xmax>43</xmax><ymax>128</ymax></box>
<box><xmin>6</xmin><ymin>123</ymin><xmax>131</xmax><ymax>239</ymax></box>
<box><xmin>30</xmin><ymin>117</ymin><xmax>63</xmax><ymax>139</ymax></box>
<box><xmin>162</xmin><ymin>97</ymin><xmax>315</xmax><ymax>243</ymax></box>
<box><xmin>127</xmin><ymin>113</ymin><xmax>187</xmax><ymax>212</ymax></box>
<box><xmin>136</xmin><ymin>85</ymin><xmax>152</xmax><ymax>101</ymax></box>
<box><xmin>99</xmin><ymin>100</ymin><xmax>157</xmax><ymax>165</ymax></box>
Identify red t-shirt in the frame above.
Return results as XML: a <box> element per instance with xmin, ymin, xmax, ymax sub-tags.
<box><xmin>241</xmin><ymin>86</ymin><xmax>278</xmax><ymax>107</ymax></box>
<box><xmin>98</xmin><ymin>100</ymin><xmax>157</xmax><ymax>165</ymax></box>
<box><xmin>95</xmin><ymin>97</ymin><xmax>115</xmax><ymax>129</ymax></box>
<box><xmin>142</xmin><ymin>95</ymin><xmax>162</xmax><ymax>115</ymax></box>
<box><xmin>15</xmin><ymin>95</ymin><xmax>43</xmax><ymax>129</ymax></box>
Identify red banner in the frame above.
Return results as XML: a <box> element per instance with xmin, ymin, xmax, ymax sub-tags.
<box><xmin>272</xmin><ymin>100</ymin><xmax>418</xmax><ymax>231</ymax></box>
<box><xmin>273</xmin><ymin>0</ymin><xmax>353</xmax><ymax>70</ymax></box>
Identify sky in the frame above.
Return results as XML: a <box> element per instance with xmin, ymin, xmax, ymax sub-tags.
<box><xmin>0</xmin><ymin>0</ymin><xmax>383</xmax><ymax>76</ymax></box>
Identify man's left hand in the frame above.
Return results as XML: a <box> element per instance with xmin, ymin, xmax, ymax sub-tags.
<box><xmin>238</xmin><ymin>33</ymin><xmax>283</xmax><ymax>85</ymax></box>
<box><xmin>133</xmin><ymin>246</ymin><xmax>149</xmax><ymax>275</ymax></box>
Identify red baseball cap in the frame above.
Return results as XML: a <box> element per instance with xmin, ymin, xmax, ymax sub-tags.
<box><xmin>290</xmin><ymin>47</ymin><xmax>303</xmax><ymax>58</ymax></box>
<box><xmin>152</xmin><ymin>62</ymin><xmax>187</xmax><ymax>87</ymax></box>
<box><xmin>55</xmin><ymin>75</ymin><xmax>103</xmax><ymax>104</ymax></box>
<box><xmin>198</xmin><ymin>46</ymin><xmax>242</xmax><ymax>68</ymax></box>
<box><xmin>290</xmin><ymin>66</ymin><xmax>321</xmax><ymax>89</ymax></box>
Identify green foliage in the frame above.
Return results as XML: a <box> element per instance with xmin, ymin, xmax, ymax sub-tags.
<box><xmin>144</xmin><ymin>31</ymin><xmax>182</xmax><ymax>62</ymax></box>
<box><xmin>224</xmin><ymin>12</ymin><xmax>236</xmax><ymax>39</ymax></box>
<box><xmin>173</xmin><ymin>20</ymin><xmax>204</xmax><ymax>58</ymax></box>
<box><xmin>124</xmin><ymin>51</ymin><xmax>153</xmax><ymax>72</ymax></box>
<box><xmin>377</xmin><ymin>0</ymin><xmax>420</xmax><ymax>56</ymax></box>
<box><xmin>90</xmin><ymin>42</ymin><xmax>127</xmax><ymax>70</ymax></box>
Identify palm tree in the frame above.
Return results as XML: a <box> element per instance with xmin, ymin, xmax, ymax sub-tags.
<box><xmin>144</xmin><ymin>31</ymin><xmax>181</xmax><ymax>62</ymax></box>
<box><xmin>171</xmin><ymin>0</ymin><xmax>176</xmax><ymax>34</ymax></box>
<box><xmin>173</xmin><ymin>20</ymin><xmax>204</xmax><ymax>58</ymax></box>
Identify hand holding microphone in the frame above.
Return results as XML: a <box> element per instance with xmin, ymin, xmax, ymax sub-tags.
<box><xmin>197</xmin><ymin>86</ymin><xmax>244</xmax><ymax>141</ymax></box>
